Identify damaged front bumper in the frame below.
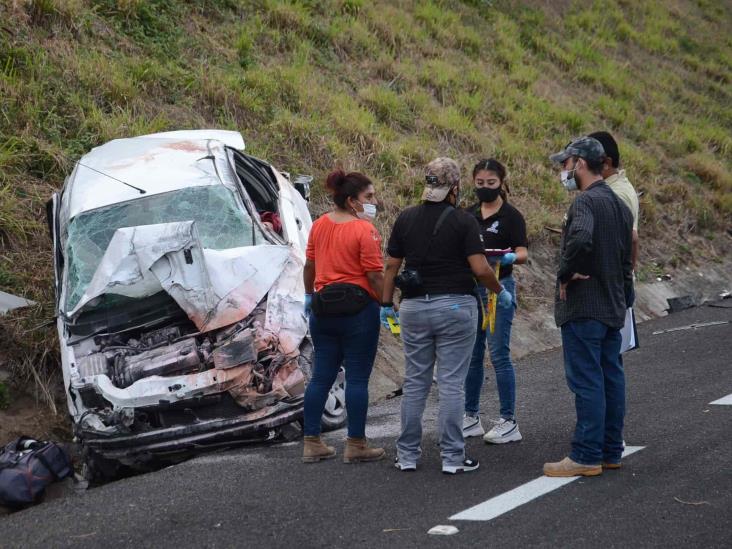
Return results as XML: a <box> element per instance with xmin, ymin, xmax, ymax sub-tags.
<box><xmin>67</xmin><ymin>324</ymin><xmax>310</xmax><ymax>467</ymax></box>
<box><xmin>80</xmin><ymin>397</ymin><xmax>304</xmax><ymax>463</ymax></box>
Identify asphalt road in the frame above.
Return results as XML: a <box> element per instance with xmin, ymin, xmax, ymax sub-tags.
<box><xmin>1</xmin><ymin>303</ymin><xmax>730</xmax><ymax>548</ymax></box>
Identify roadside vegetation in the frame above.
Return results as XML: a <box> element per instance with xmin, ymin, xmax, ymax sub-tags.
<box><xmin>1</xmin><ymin>0</ymin><xmax>731</xmax><ymax>412</ymax></box>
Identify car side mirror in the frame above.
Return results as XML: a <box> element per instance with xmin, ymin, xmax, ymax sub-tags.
<box><xmin>293</xmin><ymin>175</ymin><xmax>312</xmax><ymax>201</ymax></box>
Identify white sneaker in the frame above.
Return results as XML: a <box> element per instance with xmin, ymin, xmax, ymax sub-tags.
<box><xmin>483</xmin><ymin>418</ymin><xmax>522</xmax><ymax>444</ymax></box>
<box><xmin>394</xmin><ymin>457</ymin><xmax>416</xmax><ymax>472</ymax></box>
<box><xmin>462</xmin><ymin>414</ymin><xmax>485</xmax><ymax>437</ymax></box>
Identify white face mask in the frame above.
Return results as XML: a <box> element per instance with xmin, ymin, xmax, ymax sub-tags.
<box><xmin>357</xmin><ymin>202</ymin><xmax>377</xmax><ymax>220</ymax></box>
<box><xmin>560</xmin><ymin>161</ymin><xmax>578</xmax><ymax>191</ymax></box>
<box><xmin>560</xmin><ymin>170</ymin><xmax>577</xmax><ymax>191</ymax></box>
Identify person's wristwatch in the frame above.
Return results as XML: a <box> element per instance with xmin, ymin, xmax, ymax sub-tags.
<box><xmin>381</xmin><ymin>302</ymin><xmax>394</xmax><ymax>307</ymax></box>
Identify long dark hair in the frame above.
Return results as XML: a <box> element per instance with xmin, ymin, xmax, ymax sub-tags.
<box><xmin>325</xmin><ymin>170</ymin><xmax>373</xmax><ymax>210</ymax></box>
<box><xmin>473</xmin><ymin>159</ymin><xmax>509</xmax><ymax>201</ymax></box>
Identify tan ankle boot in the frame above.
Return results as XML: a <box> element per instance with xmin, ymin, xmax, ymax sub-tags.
<box><xmin>302</xmin><ymin>436</ymin><xmax>336</xmax><ymax>463</ymax></box>
<box><xmin>543</xmin><ymin>456</ymin><xmax>602</xmax><ymax>477</ymax></box>
<box><xmin>343</xmin><ymin>437</ymin><xmax>385</xmax><ymax>464</ymax></box>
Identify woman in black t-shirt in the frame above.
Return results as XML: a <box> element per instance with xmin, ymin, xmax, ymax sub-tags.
<box><xmin>463</xmin><ymin>159</ymin><xmax>529</xmax><ymax>444</ymax></box>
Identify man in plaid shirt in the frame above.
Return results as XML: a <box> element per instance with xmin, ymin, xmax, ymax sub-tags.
<box><xmin>544</xmin><ymin>136</ymin><xmax>634</xmax><ymax>477</ymax></box>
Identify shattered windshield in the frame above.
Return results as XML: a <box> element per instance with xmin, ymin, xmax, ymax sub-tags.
<box><xmin>64</xmin><ymin>185</ymin><xmax>265</xmax><ymax>312</ymax></box>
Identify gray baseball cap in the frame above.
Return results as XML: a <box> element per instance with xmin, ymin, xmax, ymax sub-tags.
<box><xmin>550</xmin><ymin>136</ymin><xmax>606</xmax><ymax>164</ymax></box>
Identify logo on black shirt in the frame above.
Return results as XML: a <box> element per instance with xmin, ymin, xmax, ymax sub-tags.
<box><xmin>486</xmin><ymin>221</ymin><xmax>500</xmax><ymax>234</ymax></box>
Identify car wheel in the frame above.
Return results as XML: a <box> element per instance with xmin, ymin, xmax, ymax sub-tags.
<box><xmin>321</xmin><ymin>366</ymin><xmax>347</xmax><ymax>432</ymax></box>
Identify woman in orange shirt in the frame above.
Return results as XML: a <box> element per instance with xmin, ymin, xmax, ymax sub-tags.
<box><xmin>302</xmin><ymin>170</ymin><xmax>385</xmax><ymax>464</ymax></box>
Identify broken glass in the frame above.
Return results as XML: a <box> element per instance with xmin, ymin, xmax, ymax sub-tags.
<box><xmin>64</xmin><ymin>186</ymin><xmax>265</xmax><ymax>311</ymax></box>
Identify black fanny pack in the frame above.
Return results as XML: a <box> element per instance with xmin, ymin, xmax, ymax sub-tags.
<box><xmin>312</xmin><ymin>283</ymin><xmax>371</xmax><ymax>317</ymax></box>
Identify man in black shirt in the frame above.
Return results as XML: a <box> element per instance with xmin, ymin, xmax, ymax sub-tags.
<box><xmin>382</xmin><ymin>157</ymin><xmax>512</xmax><ymax>474</ymax></box>
<box><xmin>544</xmin><ymin>137</ymin><xmax>633</xmax><ymax>478</ymax></box>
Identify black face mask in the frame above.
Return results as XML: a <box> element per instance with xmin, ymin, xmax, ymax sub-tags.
<box><xmin>475</xmin><ymin>186</ymin><xmax>501</xmax><ymax>203</ymax></box>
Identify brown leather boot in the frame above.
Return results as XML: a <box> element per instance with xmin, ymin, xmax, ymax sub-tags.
<box><xmin>302</xmin><ymin>436</ymin><xmax>336</xmax><ymax>463</ymax></box>
<box><xmin>343</xmin><ymin>437</ymin><xmax>385</xmax><ymax>464</ymax></box>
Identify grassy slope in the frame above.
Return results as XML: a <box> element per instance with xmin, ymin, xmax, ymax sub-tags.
<box><xmin>1</xmin><ymin>0</ymin><xmax>731</xmax><ymax>403</ymax></box>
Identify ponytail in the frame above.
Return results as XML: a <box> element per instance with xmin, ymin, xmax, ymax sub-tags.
<box><xmin>325</xmin><ymin>170</ymin><xmax>374</xmax><ymax>209</ymax></box>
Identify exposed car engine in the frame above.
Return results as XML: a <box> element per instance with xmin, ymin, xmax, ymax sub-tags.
<box><xmin>78</xmin><ymin>327</ymin><xmax>209</xmax><ymax>388</ymax></box>
<box><xmin>74</xmin><ymin>304</ymin><xmax>290</xmax><ymax>396</ymax></box>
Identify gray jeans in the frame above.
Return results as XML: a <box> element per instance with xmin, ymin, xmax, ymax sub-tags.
<box><xmin>396</xmin><ymin>294</ymin><xmax>478</xmax><ymax>467</ymax></box>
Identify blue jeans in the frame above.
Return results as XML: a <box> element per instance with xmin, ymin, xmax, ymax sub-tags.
<box><xmin>561</xmin><ymin>320</ymin><xmax>625</xmax><ymax>465</ymax></box>
<box><xmin>465</xmin><ymin>277</ymin><xmax>517</xmax><ymax>419</ymax></box>
<box><xmin>303</xmin><ymin>300</ymin><xmax>380</xmax><ymax>438</ymax></box>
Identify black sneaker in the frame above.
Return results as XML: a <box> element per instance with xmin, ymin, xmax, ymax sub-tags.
<box><xmin>442</xmin><ymin>458</ymin><xmax>480</xmax><ymax>475</ymax></box>
<box><xmin>394</xmin><ymin>457</ymin><xmax>416</xmax><ymax>472</ymax></box>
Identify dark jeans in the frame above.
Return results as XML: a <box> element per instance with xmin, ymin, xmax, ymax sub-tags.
<box><xmin>465</xmin><ymin>277</ymin><xmax>517</xmax><ymax>419</ymax></box>
<box><xmin>303</xmin><ymin>300</ymin><xmax>380</xmax><ymax>438</ymax></box>
<box><xmin>561</xmin><ymin>319</ymin><xmax>625</xmax><ymax>465</ymax></box>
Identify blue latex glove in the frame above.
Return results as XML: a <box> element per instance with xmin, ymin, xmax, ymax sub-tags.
<box><xmin>500</xmin><ymin>252</ymin><xmax>517</xmax><ymax>266</ymax></box>
<box><xmin>380</xmin><ymin>306</ymin><xmax>399</xmax><ymax>329</ymax></box>
<box><xmin>304</xmin><ymin>293</ymin><xmax>312</xmax><ymax>315</ymax></box>
<box><xmin>497</xmin><ymin>288</ymin><xmax>513</xmax><ymax>309</ymax></box>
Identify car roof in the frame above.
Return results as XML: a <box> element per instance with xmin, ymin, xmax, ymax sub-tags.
<box><xmin>61</xmin><ymin>130</ymin><xmax>246</xmax><ymax>222</ymax></box>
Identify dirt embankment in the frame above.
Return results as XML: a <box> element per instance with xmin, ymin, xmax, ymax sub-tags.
<box><xmin>0</xmin><ymin>393</ymin><xmax>70</xmax><ymax>445</ymax></box>
<box><xmin>0</xmin><ymin>348</ymin><xmax>69</xmax><ymax>443</ymax></box>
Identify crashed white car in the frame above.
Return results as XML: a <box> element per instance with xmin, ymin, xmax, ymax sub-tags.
<box><xmin>47</xmin><ymin>130</ymin><xmax>345</xmax><ymax>479</ymax></box>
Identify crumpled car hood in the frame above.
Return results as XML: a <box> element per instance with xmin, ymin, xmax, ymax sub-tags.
<box><xmin>67</xmin><ymin>221</ymin><xmax>306</xmax><ymax>344</ymax></box>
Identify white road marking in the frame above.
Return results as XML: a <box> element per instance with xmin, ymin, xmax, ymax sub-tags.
<box><xmin>709</xmin><ymin>393</ymin><xmax>732</xmax><ymax>405</ymax></box>
<box><xmin>448</xmin><ymin>446</ymin><xmax>645</xmax><ymax>522</ymax></box>
<box><xmin>449</xmin><ymin>476</ymin><xmax>575</xmax><ymax>521</ymax></box>
<box><xmin>427</xmin><ymin>525</ymin><xmax>459</xmax><ymax>536</ymax></box>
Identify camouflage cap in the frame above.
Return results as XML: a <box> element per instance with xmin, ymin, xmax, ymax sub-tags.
<box><xmin>422</xmin><ymin>157</ymin><xmax>460</xmax><ymax>202</ymax></box>
<box><xmin>549</xmin><ymin>136</ymin><xmax>606</xmax><ymax>164</ymax></box>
